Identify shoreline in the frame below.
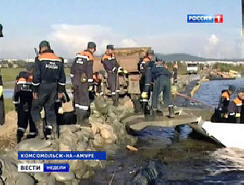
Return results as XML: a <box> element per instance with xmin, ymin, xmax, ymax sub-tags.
<box><xmin>0</xmin><ymin>74</ymin><xmax>211</xmax><ymax>184</ymax></box>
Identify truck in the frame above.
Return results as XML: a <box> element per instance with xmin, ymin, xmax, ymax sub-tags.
<box><xmin>186</xmin><ymin>62</ymin><xmax>198</xmax><ymax>74</ymax></box>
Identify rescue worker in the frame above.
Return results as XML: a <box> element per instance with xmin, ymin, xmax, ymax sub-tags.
<box><xmin>0</xmin><ymin>24</ymin><xmax>4</xmax><ymax>126</ymax></box>
<box><xmin>93</xmin><ymin>72</ymin><xmax>103</xmax><ymax>96</ymax></box>
<box><xmin>138</xmin><ymin>51</ymin><xmax>151</xmax><ymax>94</ymax></box>
<box><xmin>163</xmin><ymin>61</ymin><xmax>168</xmax><ymax>70</ymax></box>
<box><xmin>228</xmin><ymin>88</ymin><xmax>244</xmax><ymax>123</ymax></box>
<box><xmin>0</xmin><ymin>24</ymin><xmax>3</xmax><ymax>37</ymax></box>
<box><xmin>71</xmin><ymin>42</ymin><xmax>96</xmax><ymax>125</ymax></box>
<box><xmin>173</xmin><ymin>61</ymin><xmax>178</xmax><ymax>84</ymax></box>
<box><xmin>151</xmin><ymin>60</ymin><xmax>175</xmax><ymax>118</ymax></box>
<box><xmin>101</xmin><ymin>45</ymin><xmax>121</xmax><ymax>106</ymax></box>
<box><xmin>0</xmin><ymin>70</ymin><xmax>4</xmax><ymax>126</ymax></box>
<box><xmin>13</xmin><ymin>64</ymin><xmax>37</xmax><ymax>143</ymax></box>
<box><xmin>217</xmin><ymin>85</ymin><xmax>235</xmax><ymax>121</ymax></box>
<box><xmin>54</xmin><ymin>57</ymin><xmax>70</xmax><ymax>130</ymax></box>
<box><xmin>31</xmin><ymin>40</ymin><xmax>66</xmax><ymax>139</ymax></box>
<box><xmin>140</xmin><ymin>50</ymin><xmax>155</xmax><ymax>116</ymax></box>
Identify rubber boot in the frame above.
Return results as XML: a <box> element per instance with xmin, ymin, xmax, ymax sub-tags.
<box><xmin>17</xmin><ymin>130</ymin><xmax>24</xmax><ymax>144</ymax></box>
<box><xmin>236</xmin><ymin>117</ymin><xmax>241</xmax><ymax>123</ymax></box>
<box><xmin>26</xmin><ymin>132</ymin><xmax>37</xmax><ymax>139</ymax></box>
<box><xmin>168</xmin><ymin>106</ymin><xmax>175</xmax><ymax>118</ymax></box>
<box><xmin>35</xmin><ymin>120</ymin><xmax>45</xmax><ymax>139</ymax></box>
<box><xmin>45</xmin><ymin>125</ymin><xmax>53</xmax><ymax>140</ymax></box>
<box><xmin>51</xmin><ymin>123</ymin><xmax>57</xmax><ymax>140</ymax></box>
<box><xmin>112</xmin><ymin>95</ymin><xmax>119</xmax><ymax>106</ymax></box>
<box><xmin>151</xmin><ymin>110</ymin><xmax>157</xmax><ymax>120</ymax></box>
<box><xmin>79</xmin><ymin>110</ymin><xmax>90</xmax><ymax>127</ymax></box>
<box><xmin>156</xmin><ymin>109</ymin><xmax>164</xmax><ymax>117</ymax></box>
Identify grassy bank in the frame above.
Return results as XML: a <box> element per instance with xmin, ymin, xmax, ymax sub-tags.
<box><xmin>1</xmin><ymin>67</ymin><xmax>71</xmax><ymax>89</ymax></box>
<box><xmin>213</xmin><ymin>63</ymin><xmax>244</xmax><ymax>75</ymax></box>
<box><xmin>4</xmin><ymin>99</ymin><xmax>14</xmax><ymax>113</ymax></box>
<box><xmin>1</xmin><ymin>68</ymin><xmax>24</xmax><ymax>82</ymax></box>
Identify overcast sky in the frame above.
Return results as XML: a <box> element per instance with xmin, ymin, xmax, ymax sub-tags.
<box><xmin>0</xmin><ymin>0</ymin><xmax>242</xmax><ymax>59</ymax></box>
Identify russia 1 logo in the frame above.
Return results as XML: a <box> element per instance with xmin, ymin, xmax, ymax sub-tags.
<box><xmin>214</xmin><ymin>14</ymin><xmax>223</xmax><ymax>23</ymax></box>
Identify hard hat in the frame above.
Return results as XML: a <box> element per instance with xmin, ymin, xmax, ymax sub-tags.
<box><xmin>106</xmin><ymin>45</ymin><xmax>114</xmax><ymax>50</ymax></box>
<box><xmin>0</xmin><ymin>24</ymin><xmax>3</xmax><ymax>37</ymax></box>
<box><xmin>39</xmin><ymin>40</ymin><xmax>51</xmax><ymax>50</ymax></box>
<box><xmin>87</xmin><ymin>42</ymin><xmax>96</xmax><ymax>50</ymax></box>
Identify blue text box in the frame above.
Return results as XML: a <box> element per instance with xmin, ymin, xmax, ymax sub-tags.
<box><xmin>44</xmin><ymin>163</ymin><xmax>69</xmax><ymax>172</ymax></box>
<box><xmin>18</xmin><ymin>151</ymin><xmax>107</xmax><ymax>160</ymax></box>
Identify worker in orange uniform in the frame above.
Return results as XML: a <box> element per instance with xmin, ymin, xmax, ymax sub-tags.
<box><xmin>173</xmin><ymin>61</ymin><xmax>178</xmax><ymax>84</ymax></box>
<box><xmin>101</xmin><ymin>45</ymin><xmax>121</xmax><ymax>106</ymax></box>
<box><xmin>228</xmin><ymin>88</ymin><xmax>244</xmax><ymax>123</ymax></box>
<box><xmin>0</xmin><ymin>24</ymin><xmax>5</xmax><ymax>126</ymax></box>
<box><xmin>70</xmin><ymin>42</ymin><xmax>96</xmax><ymax>125</ymax></box>
<box><xmin>13</xmin><ymin>64</ymin><xmax>37</xmax><ymax>143</ymax></box>
<box><xmin>217</xmin><ymin>85</ymin><xmax>236</xmax><ymax>121</ymax></box>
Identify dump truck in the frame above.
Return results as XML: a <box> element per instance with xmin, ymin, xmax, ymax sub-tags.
<box><xmin>93</xmin><ymin>47</ymin><xmax>151</xmax><ymax>101</ymax></box>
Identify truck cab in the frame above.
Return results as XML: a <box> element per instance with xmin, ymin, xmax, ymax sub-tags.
<box><xmin>187</xmin><ymin>62</ymin><xmax>198</xmax><ymax>74</ymax></box>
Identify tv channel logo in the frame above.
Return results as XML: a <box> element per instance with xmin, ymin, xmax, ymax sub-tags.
<box><xmin>187</xmin><ymin>14</ymin><xmax>223</xmax><ymax>23</ymax></box>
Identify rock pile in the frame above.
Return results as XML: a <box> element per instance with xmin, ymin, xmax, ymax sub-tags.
<box><xmin>0</xmin><ymin>96</ymin><xmax>137</xmax><ymax>184</ymax></box>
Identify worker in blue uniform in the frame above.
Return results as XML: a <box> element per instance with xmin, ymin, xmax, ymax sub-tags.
<box><xmin>151</xmin><ymin>59</ymin><xmax>175</xmax><ymax>118</ymax></box>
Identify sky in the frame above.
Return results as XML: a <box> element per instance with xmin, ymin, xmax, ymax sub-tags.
<box><xmin>0</xmin><ymin>0</ymin><xmax>242</xmax><ymax>59</ymax></box>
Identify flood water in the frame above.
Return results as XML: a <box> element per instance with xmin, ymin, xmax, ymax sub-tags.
<box><xmin>81</xmin><ymin>78</ymin><xmax>244</xmax><ymax>185</ymax></box>
<box><xmin>194</xmin><ymin>78</ymin><xmax>244</xmax><ymax>107</ymax></box>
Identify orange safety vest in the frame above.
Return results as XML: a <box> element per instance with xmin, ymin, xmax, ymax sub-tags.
<box><xmin>173</xmin><ymin>63</ymin><xmax>178</xmax><ymax>69</ymax></box>
<box><xmin>77</xmin><ymin>50</ymin><xmax>94</xmax><ymax>61</ymax></box>
<box><xmin>38</xmin><ymin>52</ymin><xmax>61</xmax><ymax>62</ymax></box>
<box><xmin>143</xmin><ymin>57</ymin><xmax>150</xmax><ymax>63</ymax></box>
<box><xmin>221</xmin><ymin>91</ymin><xmax>230</xmax><ymax>101</ymax></box>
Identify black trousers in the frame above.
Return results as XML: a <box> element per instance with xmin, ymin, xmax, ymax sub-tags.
<box><xmin>0</xmin><ymin>96</ymin><xmax>5</xmax><ymax>125</ymax></box>
<box><xmin>31</xmin><ymin>83</ymin><xmax>57</xmax><ymax>125</ymax></box>
<box><xmin>55</xmin><ymin>101</ymin><xmax>63</xmax><ymax>125</ymax></box>
<box><xmin>139</xmin><ymin>74</ymin><xmax>145</xmax><ymax>94</ymax></box>
<box><xmin>107</xmin><ymin>72</ymin><xmax>119</xmax><ymax>94</ymax></box>
<box><xmin>17</xmin><ymin>102</ymin><xmax>36</xmax><ymax>134</ymax></box>
<box><xmin>73</xmin><ymin>82</ymin><xmax>89</xmax><ymax>123</ymax></box>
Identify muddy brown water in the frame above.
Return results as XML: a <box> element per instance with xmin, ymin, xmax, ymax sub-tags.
<box><xmin>80</xmin><ymin>78</ymin><xmax>244</xmax><ymax>185</ymax></box>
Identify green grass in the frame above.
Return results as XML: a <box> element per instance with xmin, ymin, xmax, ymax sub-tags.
<box><xmin>4</xmin><ymin>98</ymin><xmax>15</xmax><ymax>113</ymax></box>
<box><xmin>0</xmin><ymin>67</ymin><xmax>71</xmax><ymax>89</ymax></box>
<box><xmin>64</xmin><ymin>68</ymin><xmax>70</xmax><ymax>75</ymax></box>
<box><xmin>1</xmin><ymin>68</ymin><xmax>25</xmax><ymax>82</ymax></box>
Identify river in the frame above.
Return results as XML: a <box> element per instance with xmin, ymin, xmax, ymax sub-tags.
<box><xmin>194</xmin><ymin>78</ymin><xmax>244</xmax><ymax>107</ymax></box>
<box><xmin>80</xmin><ymin>78</ymin><xmax>244</xmax><ymax>185</ymax></box>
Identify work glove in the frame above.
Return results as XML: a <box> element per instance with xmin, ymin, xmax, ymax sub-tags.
<box><xmin>58</xmin><ymin>107</ymin><xmax>64</xmax><ymax>114</ymax></box>
<box><xmin>88</xmin><ymin>85</ymin><xmax>94</xmax><ymax>92</ymax></box>
<box><xmin>0</xmin><ymin>85</ymin><xmax>3</xmax><ymax>97</ymax></box>
<box><xmin>141</xmin><ymin>92</ymin><xmax>148</xmax><ymax>99</ymax></box>
<box><xmin>112</xmin><ymin>67</ymin><xmax>117</xmax><ymax>73</ymax></box>
<box><xmin>118</xmin><ymin>67</ymin><xmax>123</xmax><ymax>73</ymax></box>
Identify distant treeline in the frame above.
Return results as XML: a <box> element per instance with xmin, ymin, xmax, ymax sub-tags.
<box><xmin>213</xmin><ymin>63</ymin><xmax>244</xmax><ymax>75</ymax></box>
